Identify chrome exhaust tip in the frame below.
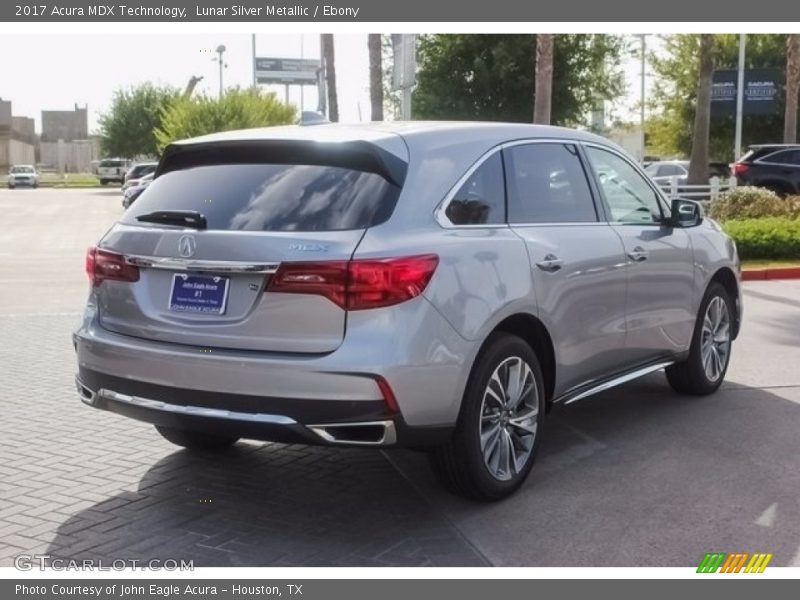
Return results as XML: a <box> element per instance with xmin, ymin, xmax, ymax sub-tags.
<box><xmin>308</xmin><ymin>420</ymin><xmax>397</xmax><ymax>446</ymax></box>
<box><xmin>74</xmin><ymin>377</ymin><xmax>96</xmax><ymax>406</ymax></box>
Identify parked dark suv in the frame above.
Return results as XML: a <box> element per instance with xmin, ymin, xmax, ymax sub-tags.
<box><xmin>731</xmin><ymin>144</ymin><xmax>800</xmax><ymax>196</ymax></box>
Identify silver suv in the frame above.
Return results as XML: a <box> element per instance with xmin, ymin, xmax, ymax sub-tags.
<box><xmin>74</xmin><ymin>123</ymin><xmax>742</xmax><ymax>500</ymax></box>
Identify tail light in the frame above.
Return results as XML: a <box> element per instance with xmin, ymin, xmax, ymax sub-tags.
<box><xmin>732</xmin><ymin>162</ymin><xmax>749</xmax><ymax>176</ymax></box>
<box><xmin>85</xmin><ymin>246</ymin><xmax>140</xmax><ymax>286</ymax></box>
<box><xmin>268</xmin><ymin>254</ymin><xmax>439</xmax><ymax>311</ymax></box>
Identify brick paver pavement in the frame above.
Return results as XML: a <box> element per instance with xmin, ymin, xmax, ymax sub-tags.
<box><xmin>0</xmin><ymin>313</ymin><xmax>487</xmax><ymax>567</ymax></box>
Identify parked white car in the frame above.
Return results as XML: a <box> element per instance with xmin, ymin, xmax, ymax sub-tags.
<box><xmin>97</xmin><ymin>158</ymin><xmax>131</xmax><ymax>185</ymax></box>
<box><xmin>7</xmin><ymin>165</ymin><xmax>39</xmax><ymax>189</ymax></box>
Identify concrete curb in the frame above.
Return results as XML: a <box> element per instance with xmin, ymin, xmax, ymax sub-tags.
<box><xmin>742</xmin><ymin>267</ymin><xmax>800</xmax><ymax>281</ymax></box>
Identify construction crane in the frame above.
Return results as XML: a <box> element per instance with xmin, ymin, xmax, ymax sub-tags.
<box><xmin>183</xmin><ymin>76</ymin><xmax>204</xmax><ymax>99</ymax></box>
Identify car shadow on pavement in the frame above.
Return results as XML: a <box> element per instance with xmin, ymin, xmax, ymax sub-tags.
<box><xmin>387</xmin><ymin>373</ymin><xmax>800</xmax><ymax>567</ymax></box>
<box><xmin>43</xmin><ymin>375</ymin><xmax>800</xmax><ymax>568</ymax></box>
<box><xmin>44</xmin><ymin>442</ymin><xmax>489</xmax><ymax>567</ymax></box>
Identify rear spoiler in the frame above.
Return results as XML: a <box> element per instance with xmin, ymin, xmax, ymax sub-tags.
<box><xmin>156</xmin><ymin>139</ymin><xmax>408</xmax><ymax>188</ymax></box>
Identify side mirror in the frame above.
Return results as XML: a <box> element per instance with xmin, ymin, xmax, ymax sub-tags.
<box><xmin>669</xmin><ymin>198</ymin><xmax>703</xmax><ymax>228</ymax></box>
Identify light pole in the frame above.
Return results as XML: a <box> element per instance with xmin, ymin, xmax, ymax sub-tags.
<box><xmin>214</xmin><ymin>44</ymin><xmax>227</xmax><ymax>98</ymax></box>
<box><xmin>734</xmin><ymin>34</ymin><xmax>746</xmax><ymax>161</ymax></box>
<box><xmin>637</xmin><ymin>34</ymin><xmax>647</xmax><ymax>162</ymax></box>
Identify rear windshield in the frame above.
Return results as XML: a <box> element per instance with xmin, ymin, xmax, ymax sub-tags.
<box><xmin>100</xmin><ymin>160</ymin><xmax>125</xmax><ymax>167</ymax></box>
<box><xmin>122</xmin><ymin>163</ymin><xmax>401</xmax><ymax>232</ymax></box>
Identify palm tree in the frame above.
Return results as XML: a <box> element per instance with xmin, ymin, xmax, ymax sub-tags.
<box><xmin>533</xmin><ymin>34</ymin><xmax>554</xmax><ymax>124</ymax></box>
<box><xmin>321</xmin><ymin>34</ymin><xmax>339</xmax><ymax>122</ymax></box>
<box><xmin>368</xmin><ymin>34</ymin><xmax>384</xmax><ymax>121</ymax></box>
<box><xmin>784</xmin><ymin>34</ymin><xmax>800</xmax><ymax>144</ymax></box>
<box><xmin>688</xmin><ymin>34</ymin><xmax>714</xmax><ymax>186</ymax></box>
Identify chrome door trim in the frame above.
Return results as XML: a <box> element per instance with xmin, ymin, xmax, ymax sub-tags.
<box><xmin>124</xmin><ymin>255</ymin><xmax>280</xmax><ymax>274</ymax></box>
<box><xmin>557</xmin><ymin>360</ymin><xmax>675</xmax><ymax>405</ymax></box>
<box><xmin>434</xmin><ymin>137</ymin><xmax>610</xmax><ymax>229</ymax></box>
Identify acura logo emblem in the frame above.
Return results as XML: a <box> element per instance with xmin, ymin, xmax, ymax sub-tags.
<box><xmin>178</xmin><ymin>235</ymin><xmax>196</xmax><ymax>258</ymax></box>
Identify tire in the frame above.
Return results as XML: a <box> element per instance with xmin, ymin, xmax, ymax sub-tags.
<box><xmin>100</xmin><ymin>179</ymin><xmax>108</xmax><ymax>186</ymax></box>
<box><xmin>7</xmin><ymin>185</ymin><xmax>14</xmax><ymax>190</ymax></box>
<box><xmin>155</xmin><ymin>425</ymin><xmax>239</xmax><ymax>451</ymax></box>
<box><xmin>666</xmin><ymin>282</ymin><xmax>733</xmax><ymax>395</ymax></box>
<box><xmin>429</xmin><ymin>333</ymin><xmax>546</xmax><ymax>500</ymax></box>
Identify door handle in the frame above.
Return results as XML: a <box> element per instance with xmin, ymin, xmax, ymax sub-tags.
<box><xmin>627</xmin><ymin>246</ymin><xmax>649</xmax><ymax>262</ymax></box>
<box><xmin>535</xmin><ymin>254</ymin><xmax>563</xmax><ymax>272</ymax></box>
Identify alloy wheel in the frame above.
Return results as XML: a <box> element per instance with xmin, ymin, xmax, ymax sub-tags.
<box><xmin>479</xmin><ymin>356</ymin><xmax>539</xmax><ymax>481</ymax></box>
<box><xmin>701</xmin><ymin>296</ymin><xmax>731</xmax><ymax>382</ymax></box>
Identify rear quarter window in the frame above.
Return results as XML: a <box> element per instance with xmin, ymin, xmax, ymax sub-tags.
<box><xmin>122</xmin><ymin>163</ymin><xmax>401</xmax><ymax>232</ymax></box>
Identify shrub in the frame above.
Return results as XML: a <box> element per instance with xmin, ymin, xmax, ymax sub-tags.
<box><xmin>722</xmin><ymin>218</ymin><xmax>800</xmax><ymax>260</ymax></box>
<box><xmin>154</xmin><ymin>87</ymin><xmax>296</xmax><ymax>152</ymax></box>
<box><xmin>708</xmin><ymin>186</ymin><xmax>800</xmax><ymax>221</ymax></box>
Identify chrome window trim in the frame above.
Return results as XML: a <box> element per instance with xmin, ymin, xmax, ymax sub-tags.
<box><xmin>581</xmin><ymin>141</ymin><xmax>673</xmax><ymax>224</ymax></box>
<box><xmin>434</xmin><ymin>137</ymin><xmax>608</xmax><ymax>229</ymax></box>
<box><xmin>124</xmin><ymin>255</ymin><xmax>280</xmax><ymax>274</ymax></box>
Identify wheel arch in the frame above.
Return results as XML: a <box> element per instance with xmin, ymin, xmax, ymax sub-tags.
<box><xmin>487</xmin><ymin>313</ymin><xmax>556</xmax><ymax>406</ymax></box>
<box><xmin>709</xmin><ymin>266</ymin><xmax>741</xmax><ymax>339</ymax></box>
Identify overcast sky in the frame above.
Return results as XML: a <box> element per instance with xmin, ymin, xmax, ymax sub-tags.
<box><xmin>0</xmin><ymin>33</ymin><xmax>648</xmax><ymax>135</ymax></box>
<box><xmin>0</xmin><ymin>33</ymin><xmax>370</xmax><ymax>132</ymax></box>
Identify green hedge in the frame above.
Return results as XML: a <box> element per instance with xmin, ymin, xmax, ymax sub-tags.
<box><xmin>709</xmin><ymin>187</ymin><xmax>800</xmax><ymax>220</ymax></box>
<box><xmin>722</xmin><ymin>218</ymin><xmax>800</xmax><ymax>260</ymax></box>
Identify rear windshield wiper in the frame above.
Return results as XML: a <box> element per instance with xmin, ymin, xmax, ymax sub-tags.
<box><xmin>136</xmin><ymin>210</ymin><xmax>208</xmax><ymax>229</ymax></box>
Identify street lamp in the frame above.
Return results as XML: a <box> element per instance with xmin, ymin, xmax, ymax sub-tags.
<box><xmin>213</xmin><ymin>44</ymin><xmax>227</xmax><ymax>98</ymax></box>
<box><xmin>636</xmin><ymin>34</ymin><xmax>648</xmax><ymax>162</ymax></box>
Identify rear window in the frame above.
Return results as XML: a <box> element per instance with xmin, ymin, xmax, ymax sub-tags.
<box><xmin>100</xmin><ymin>160</ymin><xmax>124</xmax><ymax>168</ymax></box>
<box><xmin>122</xmin><ymin>163</ymin><xmax>401</xmax><ymax>232</ymax></box>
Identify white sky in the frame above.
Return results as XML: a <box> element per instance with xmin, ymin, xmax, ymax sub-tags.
<box><xmin>0</xmin><ymin>33</ymin><xmax>649</xmax><ymax>135</ymax></box>
<box><xmin>0</xmin><ymin>33</ymin><xmax>371</xmax><ymax>132</ymax></box>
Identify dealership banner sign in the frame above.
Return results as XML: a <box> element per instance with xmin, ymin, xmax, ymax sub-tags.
<box><xmin>711</xmin><ymin>69</ymin><xmax>782</xmax><ymax>116</ymax></box>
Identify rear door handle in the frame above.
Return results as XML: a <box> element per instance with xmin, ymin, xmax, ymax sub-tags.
<box><xmin>535</xmin><ymin>254</ymin><xmax>563</xmax><ymax>272</ymax></box>
<box><xmin>627</xmin><ymin>246</ymin><xmax>649</xmax><ymax>262</ymax></box>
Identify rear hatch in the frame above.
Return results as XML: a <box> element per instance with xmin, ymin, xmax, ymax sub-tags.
<box><xmin>93</xmin><ymin>138</ymin><xmax>407</xmax><ymax>353</ymax></box>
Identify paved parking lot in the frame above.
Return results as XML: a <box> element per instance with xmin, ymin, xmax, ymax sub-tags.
<box><xmin>1</xmin><ymin>188</ymin><xmax>799</xmax><ymax>567</ymax></box>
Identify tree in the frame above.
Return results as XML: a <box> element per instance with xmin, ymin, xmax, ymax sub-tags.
<box><xmin>368</xmin><ymin>34</ymin><xmax>384</xmax><ymax>121</ymax></box>
<box><xmin>154</xmin><ymin>87</ymin><xmax>296</xmax><ymax>152</ymax></box>
<box><xmin>99</xmin><ymin>83</ymin><xmax>179</xmax><ymax>158</ymax></box>
<box><xmin>321</xmin><ymin>34</ymin><xmax>339</xmax><ymax>122</ymax></box>
<box><xmin>412</xmin><ymin>34</ymin><xmax>625</xmax><ymax>126</ymax></box>
<box><xmin>533</xmin><ymin>34</ymin><xmax>554</xmax><ymax>124</ymax></box>
<box><xmin>785</xmin><ymin>34</ymin><xmax>800</xmax><ymax>143</ymax></box>
<box><xmin>649</xmin><ymin>34</ymin><xmax>795</xmax><ymax>160</ymax></box>
<box><xmin>687</xmin><ymin>34</ymin><xmax>714</xmax><ymax>185</ymax></box>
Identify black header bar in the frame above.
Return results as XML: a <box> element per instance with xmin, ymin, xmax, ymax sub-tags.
<box><xmin>3</xmin><ymin>0</ymin><xmax>800</xmax><ymax>22</ymax></box>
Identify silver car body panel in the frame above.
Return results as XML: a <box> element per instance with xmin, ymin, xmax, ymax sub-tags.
<box><xmin>75</xmin><ymin>122</ymin><xmax>742</xmax><ymax>442</ymax></box>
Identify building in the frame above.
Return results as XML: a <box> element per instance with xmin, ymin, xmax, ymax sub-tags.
<box><xmin>0</xmin><ymin>98</ymin><xmax>36</xmax><ymax>171</ymax></box>
<box><xmin>39</xmin><ymin>104</ymin><xmax>98</xmax><ymax>172</ymax></box>
<box><xmin>41</xmin><ymin>104</ymin><xmax>88</xmax><ymax>143</ymax></box>
<box><xmin>606</xmin><ymin>123</ymin><xmax>646</xmax><ymax>163</ymax></box>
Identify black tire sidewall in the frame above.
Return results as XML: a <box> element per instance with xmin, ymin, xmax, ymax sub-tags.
<box><xmin>457</xmin><ymin>333</ymin><xmax>546</xmax><ymax>499</ymax></box>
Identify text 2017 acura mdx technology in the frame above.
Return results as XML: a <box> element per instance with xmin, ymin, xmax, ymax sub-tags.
<box><xmin>74</xmin><ymin>122</ymin><xmax>742</xmax><ymax>499</ymax></box>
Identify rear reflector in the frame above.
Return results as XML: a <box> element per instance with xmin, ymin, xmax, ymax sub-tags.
<box><xmin>268</xmin><ymin>254</ymin><xmax>439</xmax><ymax>310</ymax></box>
<box><xmin>85</xmin><ymin>246</ymin><xmax>140</xmax><ymax>286</ymax></box>
<box><xmin>375</xmin><ymin>376</ymin><xmax>400</xmax><ymax>413</ymax></box>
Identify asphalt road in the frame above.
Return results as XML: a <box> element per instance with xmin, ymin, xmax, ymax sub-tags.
<box><xmin>1</xmin><ymin>188</ymin><xmax>798</xmax><ymax>567</ymax></box>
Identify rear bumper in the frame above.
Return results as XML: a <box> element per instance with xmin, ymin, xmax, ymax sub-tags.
<box><xmin>73</xmin><ymin>296</ymin><xmax>472</xmax><ymax>447</ymax></box>
<box><xmin>75</xmin><ymin>369</ymin><xmax>452</xmax><ymax>448</ymax></box>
